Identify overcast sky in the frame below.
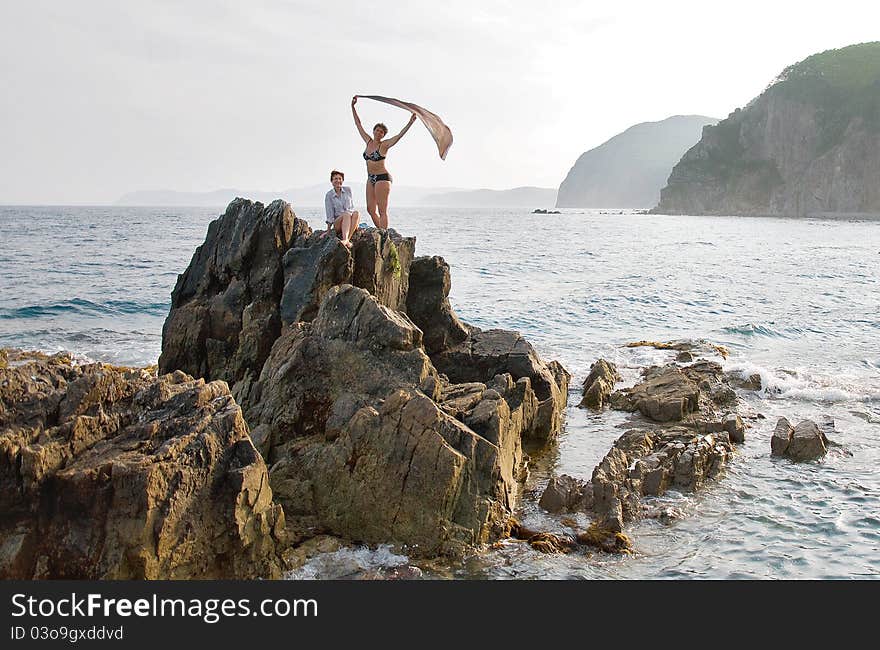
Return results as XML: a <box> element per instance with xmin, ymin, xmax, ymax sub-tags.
<box><xmin>2</xmin><ymin>1</ymin><xmax>879</xmax><ymax>203</ymax></box>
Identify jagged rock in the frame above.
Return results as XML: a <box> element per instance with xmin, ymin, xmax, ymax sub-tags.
<box><xmin>246</xmin><ymin>285</ymin><xmax>436</xmax><ymax>462</ymax></box>
<box><xmin>771</xmin><ymin>417</ymin><xmax>828</xmax><ymax>461</ymax></box>
<box><xmin>579</xmin><ymin>359</ymin><xmax>621</xmax><ymax>409</ymax></box>
<box><xmin>771</xmin><ymin>417</ymin><xmax>794</xmax><ymax>456</ymax></box>
<box><xmin>583</xmin><ymin>426</ymin><xmax>732</xmax><ymax>539</ymax></box>
<box><xmin>280</xmin><ymin>232</ymin><xmax>353</xmax><ymax>324</ymax></box>
<box><xmin>439</xmin><ymin>382</ymin><xmax>486</xmax><ymax>417</ymax></box>
<box><xmin>682</xmin><ymin>360</ymin><xmax>737</xmax><ymax>406</ymax></box>
<box><xmin>245</xmin><ymin>286</ymin><xmax>520</xmax><ymax>556</ymax></box>
<box><xmin>539</xmin><ymin>474</ymin><xmax>593</xmax><ymax>513</ymax></box>
<box><xmin>729</xmin><ymin>372</ymin><xmax>763</xmax><ymax>391</ymax></box>
<box><xmin>406</xmin><ymin>256</ymin><xmax>469</xmax><ymax>355</ymax></box>
<box><xmin>722</xmin><ymin>413</ymin><xmax>745</xmax><ymax>443</ymax></box>
<box><xmin>430</xmin><ymin>329</ymin><xmax>570</xmax><ymax>442</ymax></box>
<box><xmin>569</xmin><ymin>343</ymin><xmax>747</xmax><ymax>551</ymax></box>
<box><xmin>788</xmin><ymin>420</ymin><xmax>828</xmax><ymax>461</ymax></box>
<box><xmin>158</xmin><ymin>198</ymin><xmax>307</xmax><ymax>397</ymax></box>
<box><xmin>0</xmin><ymin>353</ymin><xmax>284</xmax><ymax>579</ymax></box>
<box><xmin>612</xmin><ymin>366</ymin><xmax>699</xmax><ymax>422</ymax></box>
<box><xmin>612</xmin><ymin>360</ymin><xmax>740</xmax><ymax>425</ymax></box>
<box><xmin>350</xmin><ymin>229</ymin><xmax>416</xmax><ymax>312</ymax></box>
<box><xmin>154</xmin><ymin>198</ymin><xmax>570</xmax><ymax>558</ymax></box>
<box><xmin>270</xmin><ymin>388</ymin><xmax>517</xmax><ymax>557</ymax></box>
<box><xmin>699</xmin><ymin>412</ymin><xmax>745</xmax><ymax>443</ymax></box>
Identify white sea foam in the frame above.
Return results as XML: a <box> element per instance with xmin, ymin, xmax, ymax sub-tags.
<box><xmin>284</xmin><ymin>544</ymin><xmax>409</xmax><ymax>580</ymax></box>
<box><xmin>725</xmin><ymin>360</ymin><xmax>880</xmax><ymax>403</ymax></box>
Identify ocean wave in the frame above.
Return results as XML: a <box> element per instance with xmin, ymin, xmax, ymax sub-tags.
<box><xmin>721</xmin><ymin>323</ymin><xmax>794</xmax><ymax>338</ymax></box>
<box><xmin>0</xmin><ymin>298</ymin><xmax>169</xmax><ymax>319</ymax></box>
<box><xmin>284</xmin><ymin>544</ymin><xmax>409</xmax><ymax>580</ymax></box>
<box><xmin>725</xmin><ymin>361</ymin><xmax>880</xmax><ymax>403</ymax></box>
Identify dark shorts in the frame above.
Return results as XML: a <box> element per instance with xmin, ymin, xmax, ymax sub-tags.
<box><xmin>368</xmin><ymin>173</ymin><xmax>392</xmax><ymax>185</ymax></box>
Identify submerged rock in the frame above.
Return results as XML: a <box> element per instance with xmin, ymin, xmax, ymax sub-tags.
<box><xmin>624</xmin><ymin>339</ymin><xmax>730</xmax><ymax>359</ymax></box>
<box><xmin>0</xmin><ymin>353</ymin><xmax>284</xmax><ymax>579</ymax></box>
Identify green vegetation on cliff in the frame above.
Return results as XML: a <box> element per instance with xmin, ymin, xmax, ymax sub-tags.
<box><xmin>770</xmin><ymin>42</ymin><xmax>880</xmax><ymax>152</ymax></box>
<box><xmin>655</xmin><ymin>41</ymin><xmax>880</xmax><ymax>216</ymax></box>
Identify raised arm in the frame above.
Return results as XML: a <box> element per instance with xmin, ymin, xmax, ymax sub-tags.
<box><xmin>351</xmin><ymin>96</ymin><xmax>370</xmax><ymax>144</ymax></box>
<box><xmin>383</xmin><ymin>113</ymin><xmax>418</xmax><ymax>148</ymax></box>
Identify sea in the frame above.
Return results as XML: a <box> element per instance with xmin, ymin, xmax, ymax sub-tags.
<box><xmin>1</xmin><ymin>205</ymin><xmax>878</xmax><ymax>579</ymax></box>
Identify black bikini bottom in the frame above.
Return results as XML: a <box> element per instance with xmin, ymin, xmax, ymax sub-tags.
<box><xmin>368</xmin><ymin>173</ymin><xmax>392</xmax><ymax>185</ymax></box>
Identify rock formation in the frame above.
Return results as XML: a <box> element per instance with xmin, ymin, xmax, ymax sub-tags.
<box><xmin>158</xmin><ymin>198</ymin><xmax>569</xmax><ymax>557</ymax></box>
<box><xmin>0</xmin><ymin>350</ymin><xmax>284</xmax><ymax>579</ymax></box>
<box><xmin>579</xmin><ymin>359</ymin><xmax>620</xmax><ymax>410</ymax></box>
<box><xmin>539</xmin><ymin>344</ymin><xmax>748</xmax><ymax>551</ymax></box>
<box><xmin>654</xmin><ymin>42</ymin><xmax>880</xmax><ymax>217</ymax></box>
<box><xmin>771</xmin><ymin>417</ymin><xmax>828</xmax><ymax>461</ymax></box>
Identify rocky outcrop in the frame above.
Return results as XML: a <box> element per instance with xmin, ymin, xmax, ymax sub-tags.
<box><xmin>531</xmin><ymin>349</ymin><xmax>749</xmax><ymax>553</ymax></box>
<box><xmin>610</xmin><ymin>361</ymin><xmax>737</xmax><ymax>425</ymax></box>
<box><xmin>579</xmin><ymin>359</ymin><xmax>620</xmax><ymax>409</ymax></box>
<box><xmin>159</xmin><ymin>198</ymin><xmax>418</xmax><ymax>408</ymax></box>
<box><xmin>244</xmin><ymin>285</ymin><xmax>538</xmax><ymax>556</ymax></box>
<box><xmin>158</xmin><ymin>199</ymin><xmax>307</xmax><ymax>401</ymax></box>
<box><xmin>654</xmin><ymin>43</ymin><xmax>880</xmax><ymax>217</ymax></box>
<box><xmin>0</xmin><ymin>351</ymin><xmax>284</xmax><ymax>579</ymax></box>
<box><xmin>590</xmin><ymin>426</ymin><xmax>733</xmax><ymax>534</ymax></box>
<box><xmin>156</xmin><ymin>198</ymin><xmax>569</xmax><ymax>558</ymax></box>
<box><xmin>771</xmin><ymin>417</ymin><xmax>828</xmax><ymax>461</ymax></box>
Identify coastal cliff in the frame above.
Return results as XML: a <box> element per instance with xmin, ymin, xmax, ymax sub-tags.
<box><xmin>654</xmin><ymin>42</ymin><xmax>880</xmax><ymax>216</ymax></box>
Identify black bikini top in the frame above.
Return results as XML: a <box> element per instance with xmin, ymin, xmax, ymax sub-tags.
<box><xmin>363</xmin><ymin>148</ymin><xmax>385</xmax><ymax>161</ymax></box>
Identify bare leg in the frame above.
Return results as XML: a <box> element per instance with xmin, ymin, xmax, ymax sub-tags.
<box><xmin>333</xmin><ymin>213</ymin><xmax>353</xmax><ymax>248</ymax></box>
<box><xmin>366</xmin><ymin>182</ymin><xmax>380</xmax><ymax>227</ymax></box>
<box><xmin>348</xmin><ymin>210</ymin><xmax>360</xmax><ymax>239</ymax></box>
<box><xmin>375</xmin><ymin>180</ymin><xmax>391</xmax><ymax>230</ymax></box>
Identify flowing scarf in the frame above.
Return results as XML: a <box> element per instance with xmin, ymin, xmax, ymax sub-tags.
<box><xmin>356</xmin><ymin>95</ymin><xmax>453</xmax><ymax>160</ymax></box>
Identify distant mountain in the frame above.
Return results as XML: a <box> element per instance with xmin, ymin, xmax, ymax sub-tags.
<box><xmin>556</xmin><ymin>115</ymin><xmax>719</xmax><ymax>208</ymax></box>
<box><xmin>115</xmin><ymin>184</ymin><xmax>467</xmax><ymax>207</ymax></box>
<box><xmin>418</xmin><ymin>186</ymin><xmax>557</xmax><ymax>208</ymax></box>
<box><xmin>654</xmin><ymin>42</ymin><xmax>880</xmax><ymax>217</ymax></box>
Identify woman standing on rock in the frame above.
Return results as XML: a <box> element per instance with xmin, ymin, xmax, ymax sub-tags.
<box><xmin>352</xmin><ymin>95</ymin><xmax>416</xmax><ymax>229</ymax></box>
<box><xmin>324</xmin><ymin>170</ymin><xmax>359</xmax><ymax>249</ymax></box>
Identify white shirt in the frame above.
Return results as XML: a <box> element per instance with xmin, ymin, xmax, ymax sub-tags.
<box><xmin>324</xmin><ymin>186</ymin><xmax>354</xmax><ymax>225</ymax></box>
